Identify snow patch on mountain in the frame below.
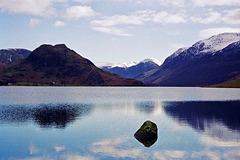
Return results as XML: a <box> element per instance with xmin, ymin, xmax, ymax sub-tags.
<box><xmin>95</xmin><ymin>61</ymin><xmax>137</xmax><ymax>68</ymax></box>
<box><xmin>111</xmin><ymin>61</ymin><xmax>137</xmax><ymax>68</ymax></box>
<box><xmin>194</xmin><ymin>33</ymin><xmax>240</xmax><ymax>55</ymax></box>
<box><xmin>140</xmin><ymin>58</ymin><xmax>162</xmax><ymax>66</ymax></box>
<box><xmin>168</xmin><ymin>47</ymin><xmax>188</xmax><ymax>59</ymax></box>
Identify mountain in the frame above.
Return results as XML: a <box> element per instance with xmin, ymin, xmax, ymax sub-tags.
<box><xmin>0</xmin><ymin>44</ymin><xmax>144</xmax><ymax>86</ymax></box>
<box><xmin>97</xmin><ymin>58</ymin><xmax>161</xmax><ymax>79</ymax></box>
<box><xmin>0</xmin><ymin>48</ymin><xmax>31</xmax><ymax>63</ymax></box>
<box><xmin>137</xmin><ymin>33</ymin><xmax>240</xmax><ymax>87</ymax></box>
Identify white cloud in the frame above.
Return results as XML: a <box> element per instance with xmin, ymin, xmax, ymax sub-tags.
<box><xmin>91</xmin><ymin>27</ymin><xmax>131</xmax><ymax>37</ymax></box>
<box><xmin>192</xmin><ymin>0</ymin><xmax>240</xmax><ymax>7</ymax></box>
<box><xmin>63</xmin><ymin>5</ymin><xmax>97</xmax><ymax>19</ymax></box>
<box><xmin>191</xmin><ymin>8</ymin><xmax>240</xmax><ymax>24</ymax></box>
<box><xmin>156</xmin><ymin>0</ymin><xmax>186</xmax><ymax>7</ymax></box>
<box><xmin>90</xmin><ymin>10</ymin><xmax>187</xmax><ymax>36</ymax></box>
<box><xmin>0</xmin><ymin>0</ymin><xmax>65</xmax><ymax>16</ymax></box>
<box><xmin>152</xmin><ymin>11</ymin><xmax>187</xmax><ymax>24</ymax></box>
<box><xmin>191</xmin><ymin>9</ymin><xmax>221</xmax><ymax>24</ymax></box>
<box><xmin>54</xmin><ymin>20</ymin><xmax>65</xmax><ymax>27</ymax></box>
<box><xmin>90</xmin><ymin>14</ymin><xmax>145</xmax><ymax>27</ymax></box>
<box><xmin>91</xmin><ymin>10</ymin><xmax>186</xmax><ymax>28</ymax></box>
<box><xmin>114</xmin><ymin>0</ymin><xmax>186</xmax><ymax>7</ymax></box>
<box><xmin>29</xmin><ymin>18</ymin><xmax>41</xmax><ymax>27</ymax></box>
<box><xmin>72</xmin><ymin>0</ymin><xmax>92</xmax><ymax>4</ymax></box>
<box><xmin>222</xmin><ymin>8</ymin><xmax>240</xmax><ymax>24</ymax></box>
<box><xmin>199</xmin><ymin>27</ymin><xmax>240</xmax><ymax>39</ymax></box>
<box><xmin>115</xmin><ymin>0</ymin><xmax>240</xmax><ymax>7</ymax></box>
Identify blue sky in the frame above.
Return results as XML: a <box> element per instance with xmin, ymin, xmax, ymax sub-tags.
<box><xmin>0</xmin><ymin>0</ymin><xmax>239</xmax><ymax>63</ymax></box>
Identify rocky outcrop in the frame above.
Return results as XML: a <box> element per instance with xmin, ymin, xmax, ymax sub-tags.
<box><xmin>134</xmin><ymin>120</ymin><xmax>158</xmax><ymax>147</ymax></box>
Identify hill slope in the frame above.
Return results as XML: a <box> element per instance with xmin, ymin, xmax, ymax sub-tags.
<box><xmin>0</xmin><ymin>44</ymin><xmax>144</xmax><ymax>86</ymax></box>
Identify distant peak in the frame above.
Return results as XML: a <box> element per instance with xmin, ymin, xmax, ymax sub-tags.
<box><xmin>111</xmin><ymin>61</ymin><xmax>137</xmax><ymax>68</ymax></box>
<box><xmin>96</xmin><ymin>58</ymin><xmax>161</xmax><ymax>69</ymax></box>
<box><xmin>5</xmin><ymin>48</ymin><xmax>30</xmax><ymax>51</ymax></box>
<box><xmin>140</xmin><ymin>58</ymin><xmax>162</xmax><ymax>66</ymax></box>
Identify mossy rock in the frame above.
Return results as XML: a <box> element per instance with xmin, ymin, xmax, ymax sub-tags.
<box><xmin>134</xmin><ymin>120</ymin><xmax>158</xmax><ymax>147</ymax></box>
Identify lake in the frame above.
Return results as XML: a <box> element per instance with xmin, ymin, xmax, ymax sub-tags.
<box><xmin>0</xmin><ymin>87</ymin><xmax>240</xmax><ymax>160</ymax></box>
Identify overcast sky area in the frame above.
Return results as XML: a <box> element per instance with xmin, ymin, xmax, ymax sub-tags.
<box><xmin>0</xmin><ymin>0</ymin><xmax>240</xmax><ymax>63</ymax></box>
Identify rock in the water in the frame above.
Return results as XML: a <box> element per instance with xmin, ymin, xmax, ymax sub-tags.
<box><xmin>134</xmin><ymin>120</ymin><xmax>158</xmax><ymax>147</ymax></box>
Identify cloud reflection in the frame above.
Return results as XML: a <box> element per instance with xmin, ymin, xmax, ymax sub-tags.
<box><xmin>60</xmin><ymin>154</ymin><xmax>96</xmax><ymax>160</ymax></box>
<box><xmin>153</xmin><ymin>150</ymin><xmax>185</xmax><ymax>160</ymax></box>
<box><xmin>90</xmin><ymin>138</ymin><xmax>145</xmax><ymax>159</ymax></box>
<box><xmin>200</xmin><ymin>136</ymin><xmax>240</xmax><ymax>147</ymax></box>
<box><xmin>191</xmin><ymin>149</ymin><xmax>240</xmax><ymax>160</ymax></box>
<box><xmin>135</xmin><ymin>101</ymin><xmax>164</xmax><ymax>116</ymax></box>
<box><xmin>29</xmin><ymin>144</ymin><xmax>40</xmax><ymax>155</ymax></box>
<box><xmin>89</xmin><ymin>138</ymin><xmax>189</xmax><ymax>160</ymax></box>
<box><xmin>54</xmin><ymin>145</ymin><xmax>65</xmax><ymax>152</ymax></box>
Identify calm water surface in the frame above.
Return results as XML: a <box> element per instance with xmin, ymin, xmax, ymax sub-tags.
<box><xmin>0</xmin><ymin>87</ymin><xmax>240</xmax><ymax>160</ymax></box>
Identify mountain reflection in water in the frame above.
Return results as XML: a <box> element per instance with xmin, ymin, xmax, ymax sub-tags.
<box><xmin>163</xmin><ymin>101</ymin><xmax>240</xmax><ymax>146</ymax></box>
<box><xmin>135</xmin><ymin>101</ymin><xmax>156</xmax><ymax>113</ymax></box>
<box><xmin>0</xmin><ymin>103</ymin><xmax>93</xmax><ymax>128</ymax></box>
<box><xmin>163</xmin><ymin>101</ymin><xmax>240</xmax><ymax>132</ymax></box>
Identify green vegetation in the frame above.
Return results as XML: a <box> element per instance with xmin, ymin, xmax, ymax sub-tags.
<box><xmin>207</xmin><ymin>78</ymin><xmax>240</xmax><ymax>88</ymax></box>
<box><xmin>4</xmin><ymin>82</ymin><xmax>74</xmax><ymax>86</ymax></box>
<box><xmin>136</xmin><ymin>120</ymin><xmax>158</xmax><ymax>133</ymax></box>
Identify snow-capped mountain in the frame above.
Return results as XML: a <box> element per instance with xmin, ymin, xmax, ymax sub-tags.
<box><xmin>111</xmin><ymin>61</ymin><xmax>138</xmax><ymax>68</ymax></box>
<box><xmin>96</xmin><ymin>58</ymin><xmax>161</xmax><ymax>79</ymax></box>
<box><xmin>137</xmin><ymin>33</ymin><xmax>240</xmax><ymax>87</ymax></box>
<box><xmin>195</xmin><ymin>33</ymin><xmax>240</xmax><ymax>54</ymax></box>
<box><xmin>95</xmin><ymin>61</ymin><xmax>138</xmax><ymax>69</ymax></box>
<box><xmin>0</xmin><ymin>48</ymin><xmax>31</xmax><ymax>63</ymax></box>
<box><xmin>140</xmin><ymin>58</ymin><xmax>162</xmax><ymax>66</ymax></box>
<box><xmin>165</xmin><ymin>33</ymin><xmax>240</xmax><ymax>63</ymax></box>
<box><xmin>96</xmin><ymin>58</ymin><xmax>161</xmax><ymax>69</ymax></box>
